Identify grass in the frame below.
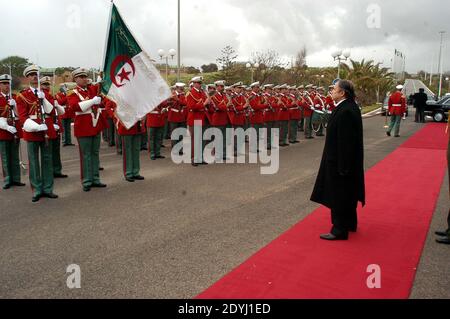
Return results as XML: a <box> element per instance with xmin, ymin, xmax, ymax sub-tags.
<box><xmin>361</xmin><ymin>103</ymin><xmax>382</xmax><ymax>114</ymax></box>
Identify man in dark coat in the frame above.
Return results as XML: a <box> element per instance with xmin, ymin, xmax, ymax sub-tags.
<box><xmin>412</xmin><ymin>88</ymin><xmax>428</xmax><ymax>123</ymax></box>
<box><xmin>311</xmin><ymin>80</ymin><xmax>366</xmax><ymax>240</ymax></box>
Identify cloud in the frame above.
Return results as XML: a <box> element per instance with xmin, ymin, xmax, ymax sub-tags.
<box><xmin>0</xmin><ymin>0</ymin><xmax>449</xmax><ymax>73</ymax></box>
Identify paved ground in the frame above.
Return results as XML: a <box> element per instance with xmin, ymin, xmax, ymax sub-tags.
<box><xmin>0</xmin><ymin>112</ymin><xmax>448</xmax><ymax>298</ymax></box>
<box><xmin>404</xmin><ymin>79</ymin><xmax>436</xmax><ymax>98</ymax></box>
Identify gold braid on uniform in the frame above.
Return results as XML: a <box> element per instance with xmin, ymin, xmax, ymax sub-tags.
<box><xmin>16</xmin><ymin>93</ymin><xmax>39</xmax><ymax>114</ymax></box>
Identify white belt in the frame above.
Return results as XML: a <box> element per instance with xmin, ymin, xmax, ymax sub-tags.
<box><xmin>149</xmin><ymin>111</ymin><xmax>160</xmax><ymax>114</ymax></box>
<box><xmin>170</xmin><ymin>109</ymin><xmax>180</xmax><ymax>113</ymax></box>
<box><xmin>75</xmin><ymin>111</ymin><xmax>92</xmax><ymax>116</ymax></box>
<box><xmin>29</xmin><ymin>115</ymin><xmax>50</xmax><ymax>120</ymax></box>
<box><xmin>392</xmin><ymin>104</ymin><xmax>402</xmax><ymax>107</ymax></box>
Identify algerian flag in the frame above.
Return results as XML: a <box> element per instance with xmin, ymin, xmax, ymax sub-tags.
<box><xmin>102</xmin><ymin>3</ymin><xmax>171</xmax><ymax>129</ymax></box>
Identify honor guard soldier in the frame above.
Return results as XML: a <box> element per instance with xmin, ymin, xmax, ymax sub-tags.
<box><xmin>56</xmin><ymin>83</ymin><xmax>75</xmax><ymax>146</ymax></box>
<box><xmin>186</xmin><ymin>76</ymin><xmax>209</xmax><ymax>166</ymax></box>
<box><xmin>263</xmin><ymin>84</ymin><xmax>277</xmax><ymax>150</ymax></box>
<box><xmin>249</xmin><ymin>82</ymin><xmax>268</xmax><ymax>152</ymax></box>
<box><xmin>16</xmin><ymin>65</ymin><xmax>58</xmax><ymax>202</ymax></box>
<box><xmin>303</xmin><ymin>84</ymin><xmax>315</xmax><ymax>139</ymax></box>
<box><xmin>386</xmin><ymin>85</ymin><xmax>407</xmax><ymax>137</ymax></box>
<box><xmin>210</xmin><ymin>80</ymin><xmax>230</xmax><ymax>160</ymax></box>
<box><xmin>297</xmin><ymin>85</ymin><xmax>305</xmax><ymax>132</ymax></box>
<box><xmin>278</xmin><ymin>84</ymin><xmax>291</xmax><ymax>147</ymax></box>
<box><xmin>326</xmin><ymin>85</ymin><xmax>336</xmax><ymax>112</ymax></box>
<box><xmin>40</xmin><ymin>76</ymin><xmax>68</xmax><ymax>179</ymax></box>
<box><xmin>168</xmin><ymin>83</ymin><xmax>188</xmax><ymax>153</ymax></box>
<box><xmin>313</xmin><ymin>87</ymin><xmax>326</xmax><ymax>136</ymax></box>
<box><xmin>146</xmin><ymin>100</ymin><xmax>169</xmax><ymax>161</ymax></box>
<box><xmin>229</xmin><ymin>82</ymin><xmax>247</xmax><ymax>155</ymax></box>
<box><xmin>0</xmin><ymin>74</ymin><xmax>25</xmax><ymax>190</ymax></box>
<box><xmin>67</xmin><ymin>68</ymin><xmax>113</xmax><ymax>192</ymax></box>
<box><xmin>288</xmin><ymin>86</ymin><xmax>301</xmax><ymax>144</ymax></box>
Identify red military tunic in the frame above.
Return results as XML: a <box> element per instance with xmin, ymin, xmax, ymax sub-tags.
<box><xmin>229</xmin><ymin>94</ymin><xmax>247</xmax><ymax>126</ymax></box>
<box><xmin>0</xmin><ymin>94</ymin><xmax>22</xmax><ymax>141</ymax></box>
<box><xmin>56</xmin><ymin>92</ymin><xmax>75</xmax><ymax>120</ymax></box>
<box><xmin>289</xmin><ymin>94</ymin><xmax>302</xmax><ymax>120</ymax></box>
<box><xmin>263</xmin><ymin>93</ymin><xmax>277</xmax><ymax>123</ymax></box>
<box><xmin>146</xmin><ymin>101</ymin><xmax>168</xmax><ymax>128</ymax></box>
<box><xmin>66</xmin><ymin>84</ymin><xmax>112</xmax><ymax>138</ymax></box>
<box><xmin>210</xmin><ymin>92</ymin><xmax>229</xmax><ymax>126</ymax></box>
<box><xmin>168</xmin><ymin>93</ymin><xmax>187</xmax><ymax>123</ymax></box>
<box><xmin>16</xmin><ymin>88</ymin><xmax>57</xmax><ymax>142</ymax></box>
<box><xmin>302</xmin><ymin>93</ymin><xmax>314</xmax><ymax>118</ymax></box>
<box><xmin>186</xmin><ymin>88</ymin><xmax>207</xmax><ymax>126</ymax></box>
<box><xmin>313</xmin><ymin>94</ymin><xmax>325</xmax><ymax>111</ymax></box>
<box><xmin>249</xmin><ymin>92</ymin><xmax>267</xmax><ymax>125</ymax></box>
<box><xmin>325</xmin><ymin>94</ymin><xmax>335</xmax><ymax>112</ymax></box>
<box><xmin>278</xmin><ymin>95</ymin><xmax>291</xmax><ymax>121</ymax></box>
<box><xmin>388</xmin><ymin>91</ymin><xmax>406</xmax><ymax>115</ymax></box>
<box><xmin>43</xmin><ymin>89</ymin><xmax>64</xmax><ymax>138</ymax></box>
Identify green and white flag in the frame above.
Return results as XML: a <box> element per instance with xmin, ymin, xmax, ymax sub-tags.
<box><xmin>102</xmin><ymin>3</ymin><xmax>171</xmax><ymax>129</ymax></box>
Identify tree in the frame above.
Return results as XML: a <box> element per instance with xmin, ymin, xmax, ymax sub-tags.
<box><xmin>201</xmin><ymin>63</ymin><xmax>218</xmax><ymax>73</ymax></box>
<box><xmin>251</xmin><ymin>50</ymin><xmax>289</xmax><ymax>83</ymax></box>
<box><xmin>185</xmin><ymin>66</ymin><xmax>200</xmax><ymax>74</ymax></box>
<box><xmin>0</xmin><ymin>56</ymin><xmax>31</xmax><ymax>90</ymax></box>
<box><xmin>216</xmin><ymin>46</ymin><xmax>239</xmax><ymax>82</ymax></box>
<box><xmin>294</xmin><ymin>46</ymin><xmax>307</xmax><ymax>69</ymax></box>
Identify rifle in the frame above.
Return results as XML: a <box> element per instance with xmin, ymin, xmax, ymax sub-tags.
<box><xmin>37</xmin><ymin>70</ymin><xmax>49</xmax><ymax>146</ymax></box>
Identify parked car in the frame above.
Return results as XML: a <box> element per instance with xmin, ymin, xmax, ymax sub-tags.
<box><xmin>425</xmin><ymin>96</ymin><xmax>450</xmax><ymax>122</ymax></box>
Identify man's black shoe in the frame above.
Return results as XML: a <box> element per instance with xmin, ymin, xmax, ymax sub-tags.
<box><xmin>133</xmin><ymin>175</ymin><xmax>145</xmax><ymax>180</ymax></box>
<box><xmin>320</xmin><ymin>233</ymin><xmax>348</xmax><ymax>241</ymax></box>
<box><xmin>12</xmin><ymin>182</ymin><xmax>26</xmax><ymax>187</ymax></box>
<box><xmin>32</xmin><ymin>194</ymin><xmax>41</xmax><ymax>202</ymax></box>
<box><xmin>54</xmin><ymin>174</ymin><xmax>68</xmax><ymax>178</ymax></box>
<box><xmin>63</xmin><ymin>143</ymin><xmax>75</xmax><ymax>147</ymax></box>
<box><xmin>386</xmin><ymin>132</ymin><xmax>391</xmax><ymax>137</ymax></box>
<box><xmin>99</xmin><ymin>167</ymin><xmax>104</xmax><ymax>171</ymax></box>
<box><xmin>160</xmin><ymin>144</ymin><xmax>166</xmax><ymax>148</ymax></box>
<box><xmin>126</xmin><ymin>177</ymin><xmax>135</xmax><ymax>183</ymax></box>
<box><xmin>436</xmin><ymin>237</ymin><xmax>450</xmax><ymax>245</ymax></box>
<box><xmin>92</xmin><ymin>183</ymin><xmax>107</xmax><ymax>188</ymax></box>
<box><xmin>435</xmin><ymin>231</ymin><xmax>449</xmax><ymax>237</ymax></box>
<box><xmin>3</xmin><ymin>184</ymin><xmax>11</xmax><ymax>190</ymax></box>
<box><xmin>192</xmin><ymin>162</ymin><xmax>199</xmax><ymax>167</ymax></box>
<box><xmin>305</xmin><ymin>136</ymin><xmax>314</xmax><ymax>139</ymax></box>
<box><xmin>83</xmin><ymin>186</ymin><xmax>91</xmax><ymax>192</ymax></box>
<box><xmin>141</xmin><ymin>147</ymin><xmax>148</xmax><ymax>151</ymax></box>
<box><xmin>200</xmin><ymin>161</ymin><xmax>208</xmax><ymax>165</ymax></box>
<box><xmin>156</xmin><ymin>155</ymin><xmax>166</xmax><ymax>159</ymax></box>
<box><xmin>394</xmin><ymin>135</ymin><xmax>400</xmax><ymax>137</ymax></box>
<box><xmin>42</xmin><ymin>193</ymin><xmax>59</xmax><ymax>199</ymax></box>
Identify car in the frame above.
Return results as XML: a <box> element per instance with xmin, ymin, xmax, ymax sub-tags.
<box><xmin>425</xmin><ymin>96</ymin><xmax>450</xmax><ymax>122</ymax></box>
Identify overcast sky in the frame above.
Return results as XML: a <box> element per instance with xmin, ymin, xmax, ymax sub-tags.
<box><xmin>1</xmin><ymin>0</ymin><xmax>449</xmax><ymax>74</ymax></box>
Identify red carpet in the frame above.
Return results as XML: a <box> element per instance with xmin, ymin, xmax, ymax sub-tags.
<box><xmin>197</xmin><ymin>123</ymin><xmax>448</xmax><ymax>299</ymax></box>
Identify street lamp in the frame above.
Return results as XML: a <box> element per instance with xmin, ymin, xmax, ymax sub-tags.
<box><xmin>246</xmin><ymin>62</ymin><xmax>259</xmax><ymax>83</ymax></box>
<box><xmin>446</xmin><ymin>77</ymin><xmax>450</xmax><ymax>94</ymax></box>
<box><xmin>158</xmin><ymin>48</ymin><xmax>177</xmax><ymax>81</ymax></box>
<box><xmin>331</xmin><ymin>49</ymin><xmax>351</xmax><ymax>79</ymax></box>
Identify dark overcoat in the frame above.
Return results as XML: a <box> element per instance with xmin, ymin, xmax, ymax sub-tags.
<box><xmin>311</xmin><ymin>99</ymin><xmax>365</xmax><ymax>209</ymax></box>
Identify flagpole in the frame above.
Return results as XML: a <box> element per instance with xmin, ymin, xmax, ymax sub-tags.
<box><xmin>101</xmin><ymin>0</ymin><xmax>114</xmax><ymax>72</ymax></box>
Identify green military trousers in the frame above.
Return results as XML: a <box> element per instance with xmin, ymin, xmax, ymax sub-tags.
<box><xmin>51</xmin><ymin>135</ymin><xmax>63</xmax><ymax>176</ymax></box>
<box><xmin>121</xmin><ymin>135</ymin><xmax>141</xmax><ymax>179</ymax></box>
<box><xmin>62</xmin><ymin>118</ymin><xmax>72</xmax><ymax>145</ymax></box>
<box><xmin>387</xmin><ymin>115</ymin><xmax>402</xmax><ymax>136</ymax></box>
<box><xmin>27</xmin><ymin>140</ymin><xmax>53</xmax><ymax>196</ymax></box>
<box><xmin>149</xmin><ymin>127</ymin><xmax>164</xmax><ymax>159</ymax></box>
<box><xmin>279</xmin><ymin>120</ymin><xmax>289</xmax><ymax>145</ymax></box>
<box><xmin>304</xmin><ymin>116</ymin><xmax>313</xmax><ymax>138</ymax></box>
<box><xmin>0</xmin><ymin>140</ymin><xmax>21</xmax><ymax>187</ymax></box>
<box><xmin>77</xmin><ymin>134</ymin><xmax>102</xmax><ymax>187</ymax></box>
<box><xmin>289</xmin><ymin>120</ymin><xmax>299</xmax><ymax>143</ymax></box>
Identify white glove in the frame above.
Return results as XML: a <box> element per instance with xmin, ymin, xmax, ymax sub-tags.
<box><xmin>8</xmin><ymin>99</ymin><xmax>16</xmax><ymax>107</ymax></box>
<box><xmin>38</xmin><ymin>124</ymin><xmax>48</xmax><ymax>132</ymax></box>
<box><xmin>6</xmin><ymin>126</ymin><xmax>17</xmax><ymax>134</ymax></box>
<box><xmin>53</xmin><ymin>124</ymin><xmax>60</xmax><ymax>131</ymax></box>
<box><xmin>37</xmin><ymin>91</ymin><xmax>46</xmax><ymax>100</ymax></box>
<box><xmin>92</xmin><ymin>96</ymin><xmax>102</xmax><ymax>105</ymax></box>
